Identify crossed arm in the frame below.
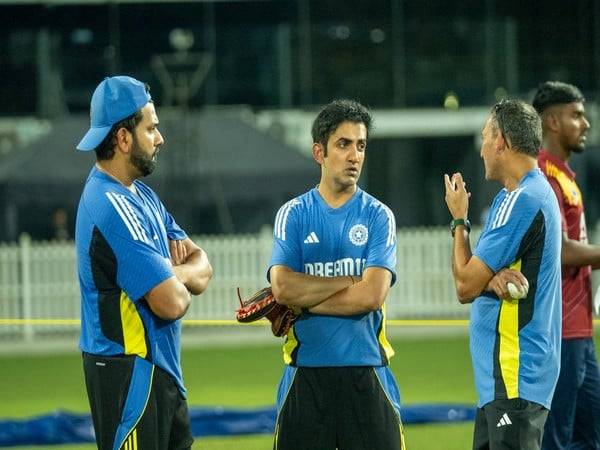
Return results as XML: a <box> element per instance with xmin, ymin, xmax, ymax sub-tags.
<box><xmin>270</xmin><ymin>265</ymin><xmax>392</xmax><ymax>316</ymax></box>
<box><xmin>169</xmin><ymin>238</ymin><xmax>213</xmax><ymax>295</ymax></box>
<box><xmin>145</xmin><ymin>238</ymin><xmax>213</xmax><ymax>320</ymax></box>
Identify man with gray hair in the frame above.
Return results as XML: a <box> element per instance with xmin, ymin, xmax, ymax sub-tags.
<box><xmin>534</xmin><ymin>81</ymin><xmax>600</xmax><ymax>450</ymax></box>
<box><xmin>444</xmin><ymin>99</ymin><xmax>562</xmax><ymax>449</ymax></box>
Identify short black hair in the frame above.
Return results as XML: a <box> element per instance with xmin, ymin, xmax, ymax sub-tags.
<box><xmin>94</xmin><ymin>83</ymin><xmax>151</xmax><ymax>160</ymax></box>
<box><xmin>94</xmin><ymin>111</ymin><xmax>144</xmax><ymax>160</ymax></box>
<box><xmin>532</xmin><ymin>81</ymin><xmax>585</xmax><ymax>114</ymax></box>
<box><xmin>311</xmin><ymin>99</ymin><xmax>372</xmax><ymax>153</ymax></box>
<box><xmin>490</xmin><ymin>99</ymin><xmax>542</xmax><ymax>157</ymax></box>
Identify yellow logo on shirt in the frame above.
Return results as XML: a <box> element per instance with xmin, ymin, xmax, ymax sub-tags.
<box><xmin>544</xmin><ymin>161</ymin><xmax>581</xmax><ymax>207</ymax></box>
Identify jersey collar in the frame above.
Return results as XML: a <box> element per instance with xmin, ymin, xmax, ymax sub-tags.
<box><xmin>313</xmin><ymin>186</ymin><xmax>362</xmax><ymax>214</ymax></box>
<box><xmin>539</xmin><ymin>149</ymin><xmax>576</xmax><ymax>179</ymax></box>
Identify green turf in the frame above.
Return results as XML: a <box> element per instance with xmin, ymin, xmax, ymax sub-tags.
<box><xmin>1</xmin><ymin>334</ymin><xmax>598</xmax><ymax>449</ymax></box>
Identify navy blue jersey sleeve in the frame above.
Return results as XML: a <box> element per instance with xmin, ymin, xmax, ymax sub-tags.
<box><xmin>474</xmin><ymin>189</ymin><xmax>538</xmax><ymax>273</ymax></box>
<box><xmin>365</xmin><ymin>202</ymin><xmax>397</xmax><ymax>285</ymax></box>
<box><xmin>98</xmin><ymin>191</ymin><xmax>174</xmax><ymax>301</ymax></box>
<box><xmin>267</xmin><ymin>199</ymin><xmax>303</xmax><ymax>281</ymax></box>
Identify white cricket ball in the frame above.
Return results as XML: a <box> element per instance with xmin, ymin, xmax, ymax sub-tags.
<box><xmin>507</xmin><ymin>282</ymin><xmax>527</xmax><ymax>299</ymax></box>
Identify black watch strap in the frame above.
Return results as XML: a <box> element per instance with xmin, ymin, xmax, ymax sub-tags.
<box><xmin>450</xmin><ymin>218</ymin><xmax>471</xmax><ymax>236</ymax></box>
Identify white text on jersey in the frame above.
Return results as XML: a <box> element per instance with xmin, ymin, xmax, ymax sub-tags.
<box><xmin>304</xmin><ymin>258</ymin><xmax>366</xmax><ymax>277</ymax></box>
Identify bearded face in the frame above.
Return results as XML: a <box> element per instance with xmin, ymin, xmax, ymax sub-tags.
<box><xmin>557</xmin><ymin>102</ymin><xmax>590</xmax><ymax>154</ymax></box>
<box><xmin>128</xmin><ymin>103</ymin><xmax>163</xmax><ymax>178</ymax></box>
<box><xmin>130</xmin><ymin>135</ymin><xmax>159</xmax><ymax>177</ymax></box>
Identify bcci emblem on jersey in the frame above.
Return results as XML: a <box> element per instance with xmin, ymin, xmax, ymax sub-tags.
<box><xmin>349</xmin><ymin>224</ymin><xmax>368</xmax><ymax>246</ymax></box>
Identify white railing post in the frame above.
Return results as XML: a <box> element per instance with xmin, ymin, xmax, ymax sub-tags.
<box><xmin>19</xmin><ymin>233</ymin><xmax>34</xmax><ymax>342</ymax></box>
<box><xmin>259</xmin><ymin>225</ymin><xmax>273</xmax><ymax>274</ymax></box>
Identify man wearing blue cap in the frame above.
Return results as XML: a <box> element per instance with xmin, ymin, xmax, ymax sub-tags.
<box><xmin>75</xmin><ymin>76</ymin><xmax>213</xmax><ymax>450</ymax></box>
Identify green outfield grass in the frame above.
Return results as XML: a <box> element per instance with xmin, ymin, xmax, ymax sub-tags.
<box><xmin>1</xmin><ymin>333</ymin><xmax>598</xmax><ymax>449</ymax></box>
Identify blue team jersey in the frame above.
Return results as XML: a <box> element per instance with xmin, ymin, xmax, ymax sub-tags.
<box><xmin>268</xmin><ymin>187</ymin><xmax>397</xmax><ymax>367</ymax></box>
<box><xmin>472</xmin><ymin>168</ymin><xmax>562</xmax><ymax>409</ymax></box>
<box><xmin>76</xmin><ymin>166</ymin><xmax>188</xmax><ymax>395</ymax></box>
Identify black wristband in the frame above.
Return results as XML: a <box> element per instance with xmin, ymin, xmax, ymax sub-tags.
<box><xmin>450</xmin><ymin>218</ymin><xmax>471</xmax><ymax>237</ymax></box>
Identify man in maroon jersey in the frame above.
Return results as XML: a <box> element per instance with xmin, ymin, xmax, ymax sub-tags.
<box><xmin>534</xmin><ymin>81</ymin><xmax>600</xmax><ymax>450</ymax></box>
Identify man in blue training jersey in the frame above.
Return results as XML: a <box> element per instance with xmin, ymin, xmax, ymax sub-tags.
<box><xmin>444</xmin><ymin>99</ymin><xmax>562</xmax><ymax>450</ymax></box>
<box><xmin>75</xmin><ymin>76</ymin><xmax>213</xmax><ymax>450</ymax></box>
<box><xmin>268</xmin><ymin>99</ymin><xmax>405</xmax><ymax>450</ymax></box>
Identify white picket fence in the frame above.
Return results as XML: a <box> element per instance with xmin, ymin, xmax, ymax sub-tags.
<box><xmin>1</xmin><ymin>224</ymin><xmax>597</xmax><ymax>344</ymax></box>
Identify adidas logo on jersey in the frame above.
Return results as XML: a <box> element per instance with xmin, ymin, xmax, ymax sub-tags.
<box><xmin>303</xmin><ymin>232</ymin><xmax>320</xmax><ymax>244</ymax></box>
<box><xmin>496</xmin><ymin>412</ymin><xmax>512</xmax><ymax>428</ymax></box>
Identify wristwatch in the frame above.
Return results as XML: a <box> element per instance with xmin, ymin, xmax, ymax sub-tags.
<box><xmin>450</xmin><ymin>218</ymin><xmax>471</xmax><ymax>237</ymax></box>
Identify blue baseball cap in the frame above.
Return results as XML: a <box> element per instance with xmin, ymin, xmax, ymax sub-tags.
<box><xmin>77</xmin><ymin>76</ymin><xmax>152</xmax><ymax>151</ymax></box>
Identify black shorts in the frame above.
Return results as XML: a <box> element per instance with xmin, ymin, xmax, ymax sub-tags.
<box><xmin>274</xmin><ymin>366</ymin><xmax>406</xmax><ymax>450</ymax></box>
<box><xmin>473</xmin><ymin>398</ymin><xmax>548</xmax><ymax>450</ymax></box>
<box><xmin>83</xmin><ymin>353</ymin><xmax>193</xmax><ymax>450</ymax></box>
